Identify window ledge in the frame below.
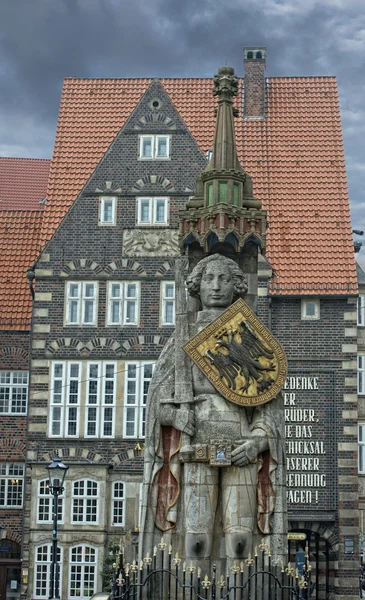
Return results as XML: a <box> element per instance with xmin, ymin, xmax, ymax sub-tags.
<box><xmin>138</xmin><ymin>157</ymin><xmax>171</xmax><ymax>161</ymax></box>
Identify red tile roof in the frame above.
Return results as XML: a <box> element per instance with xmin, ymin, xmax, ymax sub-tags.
<box><xmin>245</xmin><ymin>77</ymin><xmax>356</xmax><ymax>295</ymax></box>
<box><xmin>0</xmin><ymin>157</ymin><xmax>50</xmax><ymax>210</ymax></box>
<box><xmin>40</xmin><ymin>76</ymin><xmax>356</xmax><ymax>295</ymax></box>
<box><xmin>0</xmin><ymin>210</ymin><xmax>44</xmax><ymax>330</ymax></box>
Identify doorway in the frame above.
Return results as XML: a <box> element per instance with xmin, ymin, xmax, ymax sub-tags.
<box><xmin>288</xmin><ymin>529</ymin><xmax>333</xmax><ymax>599</ymax></box>
<box><xmin>0</xmin><ymin>540</ymin><xmax>21</xmax><ymax>600</ymax></box>
<box><xmin>0</xmin><ymin>564</ymin><xmax>21</xmax><ymax>600</ymax></box>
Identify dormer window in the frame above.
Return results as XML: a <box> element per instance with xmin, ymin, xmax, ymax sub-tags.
<box><xmin>301</xmin><ymin>299</ymin><xmax>320</xmax><ymax>320</ymax></box>
<box><xmin>139</xmin><ymin>135</ymin><xmax>170</xmax><ymax>160</ymax></box>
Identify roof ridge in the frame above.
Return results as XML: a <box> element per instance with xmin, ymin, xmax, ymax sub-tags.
<box><xmin>0</xmin><ymin>208</ymin><xmax>45</xmax><ymax>214</ymax></box>
<box><xmin>268</xmin><ymin>75</ymin><xmax>337</xmax><ymax>79</ymax></box>
<box><xmin>0</xmin><ymin>156</ymin><xmax>51</xmax><ymax>162</ymax></box>
<box><xmin>63</xmin><ymin>76</ymin><xmax>215</xmax><ymax>81</ymax></box>
<box><xmin>61</xmin><ymin>75</ymin><xmax>337</xmax><ymax>83</ymax></box>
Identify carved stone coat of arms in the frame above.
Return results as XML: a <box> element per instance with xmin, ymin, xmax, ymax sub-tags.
<box><xmin>184</xmin><ymin>298</ymin><xmax>287</xmax><ymax>406</ymax></box>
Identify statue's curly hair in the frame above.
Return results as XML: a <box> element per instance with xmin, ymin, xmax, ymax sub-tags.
<box><xmin>186</xmin><ymin>254</ymin><xmax>248</xmax><ymax>300</ymax></box>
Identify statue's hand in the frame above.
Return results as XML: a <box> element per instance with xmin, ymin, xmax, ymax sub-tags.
<box><xmin>160</xmin><ymin>405</ymin><xmax>195</xmax><ymax>437</ymax></box>
<box><xmin>231</xmin><ymin>439</ymin><xmax>261</xmax><ymax>466</ymax></box>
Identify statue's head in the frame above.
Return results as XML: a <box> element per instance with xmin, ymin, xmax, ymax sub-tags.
<box><xmin>186</xmin><ymin>254</ymin><xmax>248</xmax><ymax>310</ymax></box>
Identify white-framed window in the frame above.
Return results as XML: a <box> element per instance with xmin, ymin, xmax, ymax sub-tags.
<box><xmin>359</xmin><ymin>355</ymin><xmax>365</xmax><ymax>395</ymax></box>
<box><xmin>86</xmin><ymin>362</ymin><xmax>116</xmax><ymax>438</ymax></box>
<box><xmin>139</xmin><ymin>135</ymin><xmax>170</xmax><ymax>159</ymax></box>
<box><xmin>137</xmin><ymin>197</ymin><xmax>168</xmax><ymax>225</ymax></box>
<box><xmin>0</xmin><ymin>370</ymin><xmax>28</xmax><ymax>414</ymax></box>
<box><xmin>34</xmin><ymin>544</ymin><xmax>62</xmax><ymax>599</ymax></box>
<box><xmin>161</xmin><ymin>281</ymin><xmax>175</xmax><ymax>325</ymax></box>
<box><xmin>124</xmin><ymin>362</ymin><xmax>154</xmax><ymax>438</ymax></box>
<box><xmin>50</xmin><ymin>362</ymin><xmax>81</xmax><ymax>437</ymax></box>
<box><xmin>37</xmin><ymin>479</ymin><xmax>63</xmax><ymax>523</ymax></box>
<box><xmin>301</xmin><ymin>298</ymin><xmax>320</xmax><ymax>320</ymax></box>
<box><xmin>0</xmin><ymin>463</ymin><xmax>24</xmax><ymax>507</ymax></box>
<box><xmin>358</xmin><ymin>294</ymin><xmax>365</xmax><ymax>326</ymax></box>
<box><xmin>72</xmin><ymin>480</ymin><xmax>98</xmax><ymax>524</ymax></box>
<box><xmin>359</xmin><ymin>424</ymin><xmax>365</xmax><ymax>474</ymax></box>
<box><xmin>65</xmin><ymin>282</ymin><xmax>98</xmax><ymax>326</ymax></box>
<box><xmin>112</xmin><ymin>481</ymin><xmax>125</xmax><ymax>526</ymax></box>
<box><xmin>107</xmin><ymin>282</ymin><xmax>140</xmax><ymax>326</ymax></box>
<box><xmin>99</xmin><ymin>196</ymin><xmax>116</xmax><ymax>225</ymax></box>
<box><xmin>69</xmin><ymin>545</ymin><xmax>97</xmax><ymax>600</ymax></box>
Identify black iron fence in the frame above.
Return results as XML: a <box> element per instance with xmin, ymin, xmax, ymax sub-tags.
<box><xmin>110</xmin><ymin>539</ymin><xmax>311</xmax><ymax>600</ymax></box>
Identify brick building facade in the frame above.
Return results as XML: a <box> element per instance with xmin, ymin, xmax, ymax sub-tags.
<box><xmin>5</xmin><ymin>51</ymin><xmax>358</xmax><ymax>600</ymax></box>
<box><xmin>0</xmin><ymin>160</ymin><xmax>49</xmax><ymax>600</ymax></box>
<box><xmin>258</xmin><ymin>261</ymin><xmax>359</xmax><ymax>598</ymax></box>
<box><xmin>357</xmin><ymin>263</ymin><xmax>365</xmax><ymax>564</ymax></box>
<box><xmin>23</xmin><ymin>81</ymin><xmax>207</xmax><ymax>600</ymax></box>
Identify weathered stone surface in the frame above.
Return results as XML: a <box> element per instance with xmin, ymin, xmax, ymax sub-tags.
<box><xmin>122</xmin><ymin>228</ymin><xmax>179</xmax><ymax>257</ymax></box>
<box><xmin>139</xmin><ymin>255</ymin><xmax>287</xmax><ymax>569</ymax></box>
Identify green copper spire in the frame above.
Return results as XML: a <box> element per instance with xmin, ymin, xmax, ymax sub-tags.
<box><xmin>179</xmin><ymin>64</ymin><xmax>267</xmax><ymax>310</ymax></box>
<box><xmin>179</xmin><ymin>64</ymin><xmax>266</xmax><ymax>277</ymax></box>
<box><xmin>200</xmin><ymin>66</ymin><xmax>258</xmax><ymax>209</ymax></box>
<box><xmin>208</xmin><ymin>66</ymin><xmax>242</xmax><ymax>173</ymax></box>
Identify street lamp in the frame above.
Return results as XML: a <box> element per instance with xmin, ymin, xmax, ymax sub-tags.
<box><xmin>46</xmin><ymin>456</ymin><xmax>68</xmax><ymax>600</ymax></box>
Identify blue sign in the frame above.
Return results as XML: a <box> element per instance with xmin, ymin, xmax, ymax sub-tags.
<box><xmin>296</xmin><ymin>551</ymin><xmax>306</xmax><ymax>576</ymax></box>
<box><xmin>296</xmin><ymin>552</ymin><xmax>306</xmax><ymax>599</ymax></box>
<box><xmin>0</xmin><ymin>545</ymin><xmax>10</xmax><ymax>552</ymax></box>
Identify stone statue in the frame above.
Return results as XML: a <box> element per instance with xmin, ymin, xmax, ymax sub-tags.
<box><xmin>139</xmin><ymin>254</ymin><xmax>286</xmax><ymax>566</ymax></box>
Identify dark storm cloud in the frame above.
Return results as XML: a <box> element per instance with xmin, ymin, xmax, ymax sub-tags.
<box><xmin>0</xmin><ymin>0</ymin><xmax>364</xmax><ymax>248</ymax></box>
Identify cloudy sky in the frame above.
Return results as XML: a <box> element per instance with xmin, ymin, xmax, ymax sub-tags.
<box><xmin>0</xmin><ymin>0</ymin><xmax>364</xmax><ymax>249</ymax></box>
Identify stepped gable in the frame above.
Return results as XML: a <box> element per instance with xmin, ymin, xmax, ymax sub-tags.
<box><xmin>0</xmin><ymin>157</ymin><xmax>50</xmax><ymax>210</ymax></box>
<box><xmin>0</xmin><ymin>209</ymin><xmax>44</xmax><ymax>329</ymax></box>
<box><xmin>40</xmin><ymin>75</ymin><xmax>356</xmax><ymax>295</ymax></box>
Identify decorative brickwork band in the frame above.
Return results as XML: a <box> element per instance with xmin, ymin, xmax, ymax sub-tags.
<box><xmin>0</xmin><ymin>346</ymin><xmax>29</xmax><ymax>368</ymax></box>
<box><xmin>0</xmin><ymin>438</ymin><xmax>26</xmax><ymax>461</ymax></box>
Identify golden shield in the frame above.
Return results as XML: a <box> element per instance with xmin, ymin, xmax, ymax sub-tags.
<box><xmin>183</xmin><ymin>298</ymin><xmax>287</xmax><ymax>406</ymax></box>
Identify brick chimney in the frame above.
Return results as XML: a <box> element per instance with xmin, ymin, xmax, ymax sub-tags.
<box><xmin>243</xmin><ymin>47</ymin><xmax>266</xmax><ymax>118</ymax></box>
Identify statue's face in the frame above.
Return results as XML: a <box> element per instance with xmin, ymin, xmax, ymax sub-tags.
<box><xmin>200</xmin><ymin>261</ymin><xmax>235</xmax><ymax>309</ymax></box>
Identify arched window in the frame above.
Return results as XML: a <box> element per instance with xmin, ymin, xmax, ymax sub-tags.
<box><xmin>69</xmin><ymin>545</ymin><xmax>97</xmax><ymax>599</ymax></box>
<box><xmin>247</xmin><ymin>51</ymin><xmax>253</xmax><ymax>59</ymax></box>
<box><xmin>71</xmin><ymin>479</ymin><xmax>98</xmax><ymax>524</ymax></box>
<box><xmin>37</xmin><ymin>479</ymin><xmax>63</xmax><ymax>523</ymax></box>
<box><xmin>34</xmin><ymin>544</ymin><xmax>62</xmax><ymax>598</ymax></box>
<box><xmin>256</xmin><ymin>51</ymin><xmax>262</xmax><ymax>59</ymax></box>
<box><xmin>0</xmin><ymin>539</ymin><xmax>20</xmax><ymax>559</ymax></box>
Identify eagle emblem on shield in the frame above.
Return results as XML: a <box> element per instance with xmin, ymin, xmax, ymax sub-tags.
<box><xmin>184</xmin><ymin>298</ymin><xmax>287</xmax><ymax>406</ymax></box>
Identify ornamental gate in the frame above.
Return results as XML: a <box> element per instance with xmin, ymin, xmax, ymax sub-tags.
<box><xmin>110</xmin><ymin>539</ymin><xmax>311</xmax><ymax>600</ymax></box>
